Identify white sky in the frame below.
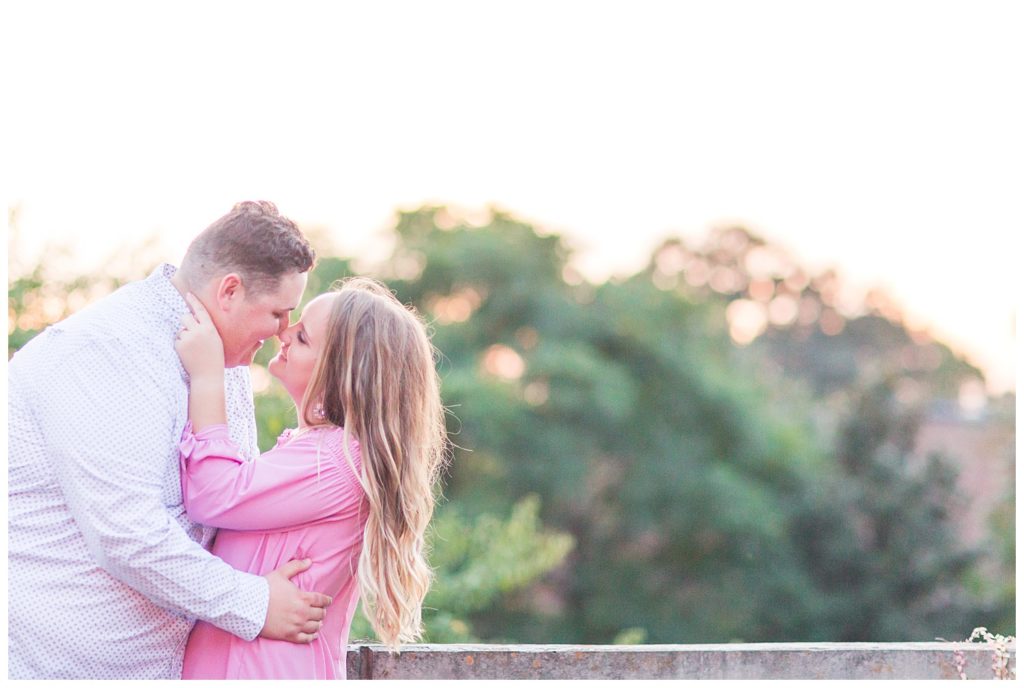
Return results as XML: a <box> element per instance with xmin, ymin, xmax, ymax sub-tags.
<box><xmin>5</xmin><ymin>0</ymin><xmax>1020</xmax><ymax>393</ymax></box>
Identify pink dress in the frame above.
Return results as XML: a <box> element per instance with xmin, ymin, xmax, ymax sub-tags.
<box><xmin>178</xmin><ymin>423</ymin><xmax>368</xmax><ymax>680</ymax></box>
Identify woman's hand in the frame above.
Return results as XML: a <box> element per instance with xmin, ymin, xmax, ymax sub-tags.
<box><xmin>175</xmin><ymin>293</ymin><xmax>225</xmax><ymax>380</ymax></box>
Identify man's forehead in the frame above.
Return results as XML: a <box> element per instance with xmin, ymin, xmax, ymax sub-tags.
<box><xmin>255</xmin><ymin>271</ymin><xmax>307</xmax><ymax>309</ymax></box>
<box><xmin>251</xmin><ymin>293</ymin><xmax>298</xmax><ymax>311</ymax></box>
<box><xmin>272</xmin><ymin>299</ymin><xmax>301</xmax><ymax>312</ymax></box>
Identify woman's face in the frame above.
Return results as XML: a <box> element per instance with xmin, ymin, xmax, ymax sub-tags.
<box><xmin>267</xmin><ymin>292</ymin><xmax>336</xmax><ymax>404</ymax></box>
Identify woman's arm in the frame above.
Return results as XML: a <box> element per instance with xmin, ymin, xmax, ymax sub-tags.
<box><xmin>175</xmin><ymin>292</ymin><xmax>227</xmax><ymax>431</ymax></box>
<box><xmin>180</xmin><ymin>425</ymin><xmax>362</xmax><ymax>531</ymax></box>
<box><xmin>188</xmin><ymin>376</ymin><xmax>227</xmax><ymax>430</ymax></box>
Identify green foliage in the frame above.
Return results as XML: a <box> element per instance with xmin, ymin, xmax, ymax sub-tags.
<box><xmin>7</xmin><ymin>262</ymin><xmax>134</xmax><ymax>358</ymax></box>
<box><xmin>369</xmin><ymin>208</ymin><xmax>1009</xmax><ymax>644</ymax></box>
<box><xmin>612</xmin><ymin>627</ymin><xmax>649</xmax><ymax>645</ymax></box>
<box><xmin>348</xmin><ymin>495</ymin><xmax>574</xmax><ymax>643</ymax></box>
<box><xmin>7</xmin><ymin>209</ymin><xmax>167</xmax><ymax>359</ymax></box>
<box><xmin>789</xmin><ymin>378</ymin><xmax>980</xmax><ymax>640</ymax></box>
<box><xmin>644</xmin><ymin>227</ymin><xmax>985</xmax><ymax>400</ymax></box>
<box><xmin>253</xmin><ymin>391</ymin><xmax>298</xmax><ymax>453</ymax></box>
<box><xmin>426</xmin><ymin>495</ymin><xmax>575</xmax><ymax>616</ymax></box>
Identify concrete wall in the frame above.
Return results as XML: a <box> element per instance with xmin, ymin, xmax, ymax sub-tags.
<box><xmin>345</xmin><ymin>643</ymin><xmax>1015</xmax><ymax>680</ymax></box>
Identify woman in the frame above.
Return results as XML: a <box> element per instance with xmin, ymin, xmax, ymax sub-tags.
<box><xmin>174</xmin><ymin>277</ymin><xmax>447</xmax><ymax>679</ymax></box>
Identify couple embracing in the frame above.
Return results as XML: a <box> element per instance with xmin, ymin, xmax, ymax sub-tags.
<box><xmin>8</xmin><ymin>201</ymin><xmax>448</xmax><ymax>679</ymax></box>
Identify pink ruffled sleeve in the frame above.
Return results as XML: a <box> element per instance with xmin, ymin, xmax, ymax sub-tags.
<box><xmin>179</xmin><ymin>422</ymin><xmax>362</xmax><ymax>532</ymax></box>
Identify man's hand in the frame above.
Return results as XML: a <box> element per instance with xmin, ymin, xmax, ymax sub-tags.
<box><xmin>260</xmin><ymin>559</ymin><xmax>333</xmax><ymax>644</ymax></box>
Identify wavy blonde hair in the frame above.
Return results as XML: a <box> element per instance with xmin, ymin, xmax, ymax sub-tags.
<box><xmin>300</xmin><ymin>277</ymin><xmax>447</xmax><ymax>650</ymax></box>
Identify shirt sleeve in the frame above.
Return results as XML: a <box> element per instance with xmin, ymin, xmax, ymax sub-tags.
<box><xmin>35</xmin><ymin>337</ymin><xmax>269</xmax><ymax>641</ymax></box>
<box><xmin>180</xmin><ymin>423</ymin><xmax>363</xmax><ymax>532</ymax></box>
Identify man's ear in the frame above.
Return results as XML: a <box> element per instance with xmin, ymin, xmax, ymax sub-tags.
<box><xmin>215</xmin><ymin>273</ymin><xmax>245</xmax><ymax>311</ymax></box>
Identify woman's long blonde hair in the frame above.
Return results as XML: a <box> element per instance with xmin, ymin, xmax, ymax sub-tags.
<box><xmin>300</xmin><ymin>277</ymin><xmax>447</xmax><ymax>650</ymax></box>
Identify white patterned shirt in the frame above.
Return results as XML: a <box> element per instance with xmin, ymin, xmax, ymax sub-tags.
<box><xmin>8</xmin><ymin>264</ymin><xmax>269</xmax><ymax>679</ymax></box>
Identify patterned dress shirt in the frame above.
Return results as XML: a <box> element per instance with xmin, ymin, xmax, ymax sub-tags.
<box><xmin>8</xmin><ymin>264</ymin><xmax>269</xmax><ymax>679</ymax></box>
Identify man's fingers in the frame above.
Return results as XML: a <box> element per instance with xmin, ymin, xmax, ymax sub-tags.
<box><xmin>294</xmin><ymin>632</ymin><xmax>318</xmax><ymax>644</ymax></box>
<box><xmin>304</xmin><ymin>605</ymin><xmax>327</xmax><ymax>622</ymax></box>
<box><xmin>303</xmin><ymin>591</ymin><xmax>333</xmax><ymax>608</ymax></box>
<box><xmin>300</xmin><ymin>619</ymin><xmax>323</xmax><ymax>634</ymax></box>
<box><xmin>275</xmin><ymin>558</ymin><xmax>313</xmax><ymax>580</ymax></box>
<box><xmin>298</xmin><ymin>604</ymin><xmax>326</xmax><ymax>622</ymax></box>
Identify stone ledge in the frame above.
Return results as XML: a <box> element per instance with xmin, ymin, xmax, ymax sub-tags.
<box><xmin>346</xmin><ymin>642</ymin><xmax>1015</xmax><ymax>680</ymax></box>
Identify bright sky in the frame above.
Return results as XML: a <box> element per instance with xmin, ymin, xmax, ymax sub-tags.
<box><xmin>5</xmin><ymin>1</ymin><xmax>1020</xmax><ymax>393</ymax></box>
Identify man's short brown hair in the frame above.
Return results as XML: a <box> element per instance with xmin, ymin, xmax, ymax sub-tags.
<box><xmin>181</xmin><ymin>201</ymin><xmax>316</xmax><ymax>294</ymax></box>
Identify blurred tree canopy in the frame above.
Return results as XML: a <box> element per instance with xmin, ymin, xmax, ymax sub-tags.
<box><xmin>8</xmin><ymin>204</ymin><xmax>1013</xmax><ymax>643</ymax></box>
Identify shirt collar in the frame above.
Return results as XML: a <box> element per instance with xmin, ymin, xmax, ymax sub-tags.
<box><xmin>146</xmin><ymin>263</ymin><xmax>190</xmax><ymax>324</ymax></box>
<box><xmin>146</xmin><ymin>263</ymin><xmax>191</xmax><ymax>383</ymax></box>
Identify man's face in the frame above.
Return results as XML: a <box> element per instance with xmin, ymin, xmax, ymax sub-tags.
<box><xmin>215</xmin><ymin>271</ymin><xmax>308</xmax><ymax>367</ymax></box>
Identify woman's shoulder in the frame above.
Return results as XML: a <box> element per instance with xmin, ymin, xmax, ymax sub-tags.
<box><xmin>276</xmin><ymin>425</ymin><xmax>361</xmax><ymax>467</ymax></box>
<box><xmin>318</xmin><ymin>427</ymin><xmax>364</xmax><ymax>493</ymax></box>
<box><xmin>266</xmin><ymin>427</ymin><xmax>364</xmax><ymax>496</ymax></box>
<box><xmin>320</xmin><ymin>425</ymin><xmax>361</xmax><ymax>461</ymax></box>
<box><xmin>273</xmin><ymin>424</ymin><xmax>344</xmax><ymax>445</ymax></box>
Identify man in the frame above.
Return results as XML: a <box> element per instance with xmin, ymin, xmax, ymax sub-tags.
<box><xmin>8</xmin><ymin>201</ymin><xmax>331</xmax><ymax>679</ymax></box>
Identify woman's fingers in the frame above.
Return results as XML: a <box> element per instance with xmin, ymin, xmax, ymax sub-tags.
<box><xmin>185</xmin><ymin>293</ymin><xmax>211</xmax><ymax>324</ymax></box>
<box><xmin>179</xmin><ymin>308</ymin><xmax>201</xmax><ymax>330</ymax></box>
<box><xmin>178</xmin><ymin>294</ymin><xmax>217</xmax><ymax>339</ymax></box>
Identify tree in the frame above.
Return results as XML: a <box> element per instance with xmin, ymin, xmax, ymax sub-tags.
<box><xmin>369</xmin><ymin>207</ymin><xmax>1002</xmax><ymax>643</ymax></box>
<box><xmin>645</xmin><ymin>224</ymin><xmax>1011</xmax><ymax>638</ymax></box>
<box><xmin>371</xmin><ymin>208</ymin><xmax>839</xmax><ymax>642</ymax></box>
<box><xmin>791</xmin><ymin>377</ymin><xmax>982</xmax><ymax>640</ymax></box>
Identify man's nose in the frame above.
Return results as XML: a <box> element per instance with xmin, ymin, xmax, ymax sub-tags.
<box><xmin>276</xmin><ymin>315</ymin><xmax>290</xmax><ymax>336</ymax></box>
<box><xmin>280</xmin><ymin>320</ymin><xmax>302</xmax><ymax>342</ymax></box>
